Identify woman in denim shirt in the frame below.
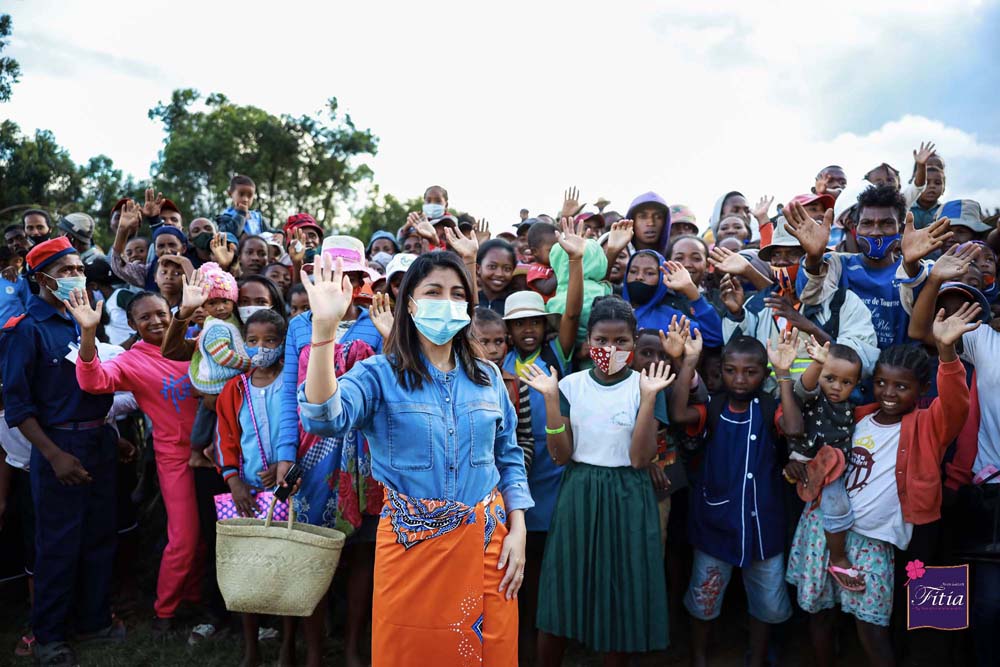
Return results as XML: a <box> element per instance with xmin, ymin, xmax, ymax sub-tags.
<box><xmin>298</xmin><ymin>250</ymin><xmax>532</xmax><ymax>667</ymax></box>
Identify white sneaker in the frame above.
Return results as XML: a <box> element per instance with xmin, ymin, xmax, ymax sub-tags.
<box><xmin>258</xmin><ymin>627</ymin><xmax>279</xmax><ymax>641</ymax></box>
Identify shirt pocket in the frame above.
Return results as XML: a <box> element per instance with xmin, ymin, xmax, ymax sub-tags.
<box><xmin>388</xmin><ymin>402</ymin><xmax>440</xmax><ymax>471</ymax></box>
<box><xmin>462</xmin><ymin>400</ymin><xmax>503</xmax><ymax>467</ymax></box>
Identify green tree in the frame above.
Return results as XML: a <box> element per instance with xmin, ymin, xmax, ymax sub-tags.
<box><xmin>148</xmin><ymin>90</ymin><xmax>378</xmax><ymax>227</ymax></box>
<box><xmin>0</xmin><ymin>14</ymin><xmax>21</xmax><ymax>103</ymax></box>
<box><xmin>0</xmin><ymin>120</ymin><xmax>82</xmax><ymax>216</ymax></box>
<box><xmin>352</xmin><ymin>187</ymin><xmax>423</xmax><ymax>242</ymax></box>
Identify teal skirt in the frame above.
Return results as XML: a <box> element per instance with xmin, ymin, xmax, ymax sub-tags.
<box><xmin>536</xmin><ymin>461</ymin><xmax>668</xmax><ymax>653</ymax></box>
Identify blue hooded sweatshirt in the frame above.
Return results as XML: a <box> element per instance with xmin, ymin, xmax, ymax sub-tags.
<box><xmin>621</xmin><ymin>249</ymin><xmax>725</xmax><ymax>348</ymax></box>
<box><xmin>626</xmin><ymin>191</ymin><xmax>672</xmax><ymax>257</ymax></box>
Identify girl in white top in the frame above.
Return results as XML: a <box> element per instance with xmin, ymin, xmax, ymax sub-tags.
<box><xmin>521</xmin><ymin>295</ymin><xmax>675</xmax><ymax>663</ymax></box>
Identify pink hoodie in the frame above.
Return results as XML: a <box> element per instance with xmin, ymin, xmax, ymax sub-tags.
<box><xmin>76</xmin><ymin>340</ymin><xmax>198</xmax><ymax>448</ymax></box>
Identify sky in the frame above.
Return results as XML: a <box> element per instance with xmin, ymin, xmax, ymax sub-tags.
<box><xmin>4</xmin><ymin>0</ymin><xmax>1000</xmax><ymax>233</ymax></box>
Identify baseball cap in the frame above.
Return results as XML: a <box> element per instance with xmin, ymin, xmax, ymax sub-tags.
<box><xmin>790</xmin><ymin>193</ymin><xmax>835</xmax><ymax>211</ymax></box>
<box><xmin>58</xmin><ymin>213</ymin><xmax>96</xmax><ymax>241</ymax></box>
<box><xmin>386</xmin><ymin>253</ymin><xmax>417</xmax><ymax>281</ymax></box>
<box><xmin>937</xmin><ymin>282</ymin><xmax>992</xmax><ymax>323</ymax></box>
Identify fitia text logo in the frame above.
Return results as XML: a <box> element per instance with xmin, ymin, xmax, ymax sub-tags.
<box><xmin>905</xmin><ymin>560</ymin><xmax>969</xmax><ymax>631</ymax></box>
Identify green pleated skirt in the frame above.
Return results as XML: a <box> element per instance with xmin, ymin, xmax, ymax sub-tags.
<box><xmin>536</xmin><ymin>461</ymin><xmax>669</xmax><ymax>653</ymax></box>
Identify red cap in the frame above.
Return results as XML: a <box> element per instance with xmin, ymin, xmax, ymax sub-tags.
<box><xmin>111</xmin><ymin>198</ymin><xmax>130</xmax><ymax>214</ymax></box>
<box><xmin>160</xmin><ymin>198</ymin><xmax>181</xmax><ymax>214</ymax></box>
<box><xmin>790</xmin><ymin>193</ymin><xmax>835</xmax><ymax>211</ymax></box>
<box><xmin>283</xmin><ymin>213</ymin><xmax>324</xmax><ymax>239</ymax></box>
<box><xmin>26</xmin><ymin>237</ymin><xmax>77</xmax><ymax>275</ymax></box>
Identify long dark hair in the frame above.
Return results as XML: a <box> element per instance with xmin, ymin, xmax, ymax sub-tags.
<box><xmin>386</xmin><ymin>251</ymin><xmax>489</xmax><ymax>390</ymax></box>
<box><xmin>238</xmin><ymin>275</ymin><xmax>286</xmax><ymax>318</ymax></box>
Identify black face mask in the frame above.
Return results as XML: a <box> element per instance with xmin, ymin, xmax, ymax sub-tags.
<box><xmin>627</xmin><ymin>281</ymin><xmax>658</xmax><ymax>306</ymax></box>
<box><xmin>191</xmin><ymin>232</ymin><xmax>214</xmax><ymax>251</ymax></box>
<box><xmin>28</xmin><ymin>233</ymin><xmax>50</xmax><ymax>245</ymax></box>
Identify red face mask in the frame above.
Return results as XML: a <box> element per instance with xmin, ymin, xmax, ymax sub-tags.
<box><xmin>771</xmin><ymin>264</ymin><xmax>799</xmax><ymax>296</ymax></box>
<box><xmin>589</xmin><ymin>345</ymin><xmax>634</xmax><ymax>374</ymax></box>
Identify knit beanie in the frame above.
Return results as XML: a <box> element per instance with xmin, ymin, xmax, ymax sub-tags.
<box><xmin>201</xmin><ymin>262</ymin><xmax>238</xmax><ymax>302</ymax></box>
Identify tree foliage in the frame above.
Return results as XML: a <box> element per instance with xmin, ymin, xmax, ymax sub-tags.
<box><xmin>0</xmin><ymin>14</ymin><xmax>21</xmax><ymax>103</ymax></box>
<box><xmin>148</xmin><ymin>90</ymin><xmax>378</xmax><ymax>228</ymax></box>
<box><xmin>0</xmin><ymin>120</ymin><xmax>135</xmax><ymax>247</ymax></box>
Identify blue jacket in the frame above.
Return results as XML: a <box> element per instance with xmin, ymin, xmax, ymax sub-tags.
<box><xmin>278</xmin><ymin>309</ymin><xmax>383</xmax><ymax>459</ymax></box>
<box><xmin>0</xmin><ymin>295</ymin><xmax>113</xmax><ymax>428</ymax></box>
<box><xmin>216</xmin><ymin>207</ymin><xmax>267</xmax><ymax>237</ymax></box>
<box><xmin>688</xmin><ymin>393</ymin><xmax>785</xmax><ymax>567</ymax></box>
<box><xmin>298</xmin><ymin>355</ymin><xmax>533</xmax><ymax>512</ymax></box>
<box><xmin>622</xmin><ymin>250</ymin><xmax>724</xmax><ymax>347</ymax></box>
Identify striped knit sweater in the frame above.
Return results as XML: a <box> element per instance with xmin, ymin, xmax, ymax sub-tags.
<box><xmin>190</xmin><ymin>315</ymin><xmax>251</xmax><ymax>394</ymax></box>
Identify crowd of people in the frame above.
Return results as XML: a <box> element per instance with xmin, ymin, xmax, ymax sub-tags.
<box><xmin>0</xmin><ymin>142</ymin><xmax>998</xmax><ymax>667</ymax></box>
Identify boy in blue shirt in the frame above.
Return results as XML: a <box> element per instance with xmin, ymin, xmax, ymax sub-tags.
<box><xmin>789</xmin><ymin>185</ymin><xmax>952</xmax><ymax>349</ymax></box>
<box><xmin>215</xmin><ymin>174</ymin><xmax>268</xmax><ymax>238</ymax></box>
<box><xmin>670</xmin><ymin>332</ymin><xmax>792</xmax><ymax>667</ymax></box>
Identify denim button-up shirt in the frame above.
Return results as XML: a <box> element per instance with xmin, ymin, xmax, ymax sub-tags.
<box><xmin>297</xmin><ymin>355</ymin><xmax>534</xmax><ymax>513</ymax></box>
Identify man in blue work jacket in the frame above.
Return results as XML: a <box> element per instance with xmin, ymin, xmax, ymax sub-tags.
<box><xmin>0</xmin><ymin>237</ymin><xmax>119</xmax><ymax>666</ymax></box>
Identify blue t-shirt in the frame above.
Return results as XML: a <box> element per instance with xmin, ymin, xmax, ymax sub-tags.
<box><xmin>798</xmin><ymin>254</ymin><xmax>908</xmax><ymax>349</ymax></box>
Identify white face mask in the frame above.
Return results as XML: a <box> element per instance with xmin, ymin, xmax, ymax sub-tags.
<box><xmin>422</xmin><ymin>203</ymin><xmax>446</xmax><ymax>220</ymax></box>
<box><xmin>238</xmin><ymin>305</ymin><xmax>269</xmax><ymax>322</ymax></box>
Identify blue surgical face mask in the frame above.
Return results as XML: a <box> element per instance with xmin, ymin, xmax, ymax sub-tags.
<box><xmin>410</xmin><ymin>297</ymin><xmax>470</xmax><ymax>345</ymax></box>
<box><xmin>42</xmin><ymin>273</ymin><xmax>86</xmax><ymax>302</ymax></box>
<box><xmin>857</xmin><ymin>233</ymin><xmax>901</xmax><ymax>261</ymax></box>
<box><xmin>422</xmin><ymin>203</ymin><xmax>446</xmax><ymax>220</ymax></box>
<box><xmin>246</xmin><ymin>344</ymin><xmax>284</xmax><ymax>368</ymax></box>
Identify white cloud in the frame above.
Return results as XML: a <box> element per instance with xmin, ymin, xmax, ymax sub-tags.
<box><xmin>2</xmin><ymin>0</ymin><xmax>998</xmax><ymax>231</ymax></box>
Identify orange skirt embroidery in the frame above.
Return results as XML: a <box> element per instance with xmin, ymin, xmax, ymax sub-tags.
<box><xmin>372</xmin><ymin>490</ymin><xmax>518</xmax><ymax>667</ymax></box>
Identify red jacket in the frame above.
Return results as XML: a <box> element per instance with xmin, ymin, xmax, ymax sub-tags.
<box><xmin>854</xmin><ymin>357</ymin><xmax>969</xmax><ymax>526</ymax></box>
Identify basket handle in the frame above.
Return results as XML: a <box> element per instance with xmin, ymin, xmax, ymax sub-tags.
<box><xmin>262</xmin><ymin>493</ymin><xmax>296</xmax><ymax>530</ymax></box>
<box><xmin>264</xmin><ymin>494</ymin><xmax>278</xmax><ymax>528</ymax></box>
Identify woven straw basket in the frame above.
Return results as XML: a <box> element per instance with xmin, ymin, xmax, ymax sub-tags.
<box><xmin>216</xmin><ymin>495</ymin><xmax>346</xmax><ymax>616</ymax></box>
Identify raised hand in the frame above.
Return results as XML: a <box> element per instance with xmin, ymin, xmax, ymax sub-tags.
<box><xmin>719</xmin><ymin>274</ymin><xmax>745</xmax><ymax>315</ymax></box>
<box><xmin>179</xmin><ymin>269</ymin><xmax>210</xmax><ymax>319</ymax></box>
<box><xmin>640</xmin><ymin>360</ymin><xmax>677</xmax><ymax>396</ymax></box>
<box><xmin>914</xmin><ymin>141</ymin><xmax>937</xmax><ymax>166</ymax></box>
<box><xmin>708</xmin><ymin>246</ymin><xmax>752</xmax><ymax>276</ymax></box>
<box><xmin>519</xmin><ymin>364</ymin><xmax>560</xmax><ymax>397</ymax></box>
<box><xmin>805</xmin><ymin>335</ymin><xmax>830</xmax><ymax>365</ymax></box>
<box><xmin>684</xmin><ymin>327</ymin><xmax>704</xmax><ymax>362</ymax></box>
<box><xmin>286</xmin><ymin>229</ymin><xmax>307</xmax><ymax>264</ymax></box>
<box><xmin>767</xmin><ymin>327</ymin><xmax>799</xmax><ymax>373</ymax></box>
<box><xmin>902</xmin><ymin>213</ymin><xmax>952</xmax><ymax>265</ymax></box>
<box><xmin>659</xmin><ymin>314</ymin><xmax>690</xmax><ymax>359</ymax></box>
<box><xmin>753</xmin><ymin>195</ymin><xmax>775</xmax><ymax>221</ymax></box>
<box><xmin>65</xmin><ymin>288</ymin><xmax>103</xmax><ymax>331</ymax></box>
<box><xmin>474</xmin><ymin>219</ymin><xmax>492</xmax><ymax>244</ymax></box>
<box><xmin>560</xmin><ymin>186</ymin><xmax>583</xmax><ymax>219</ymax></box>
<box><xmin>210</xmin><ymin>233</ymin><xmax>235</xmax><ymax>268</ymax></box>
<box><xmin>660</xmin><ymin>260</ymin><xmax>697</xmax><ymax>295</ymax></box>
<box><xmin>407</xmin><ymin>211</ymin><xmax>437</xmax><ymax>242</ymax></box>
<box><xmin>443</xmin><ymin>225</ymin><xmax>479</xmax><ymax>263</ymax></box>
<box><xmin>932</xmin><ymin>304</ymin><xmax>982</xmax><ymax>346</ymax></box>
<box><xmin>607</xmin><ymin>219</ymin><xmax>634</xmax><ymax>250</ymax></box>
<box><xmin>142</xmin><ymin>187</ymin><xmax>164</xmax><ymax>218</ymax></box>
<box><xmin>370</xmin><ymin>291</ymin><xmax>395</xmax><ymax>339</ymax></box>
<box><xmin>783</xmin><ymin>201</ymin><xmax>832</xmax><ymax>258</ymax></box>
<box><xmin>118</xmin><ymin>199</ymin><xmax>142</xmax><ymax>237</ymax></box>
<box><xmin>301</xmin><ymin>253</ymin><xmax>353</xmax><ymax>329</ymax></box>
<box><xmin>930</xmin><ymin>242</ymin><xmax>980</xmax><ymax>283</ymax></box>
<box><xmin>557</xmin><ymin>216</ymin><xmax>587</xmax><ymax>260</ymax></box>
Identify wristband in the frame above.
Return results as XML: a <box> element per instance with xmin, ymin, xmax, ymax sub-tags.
<box><xmin>545</xmin><ymin>424</ymin><xmax>566</xmax><ymax>435</ymax></box>
<box><xmin>311</xmin><ymin>337</ymin><xmax>336</xmax><ymax>348</ymax></box>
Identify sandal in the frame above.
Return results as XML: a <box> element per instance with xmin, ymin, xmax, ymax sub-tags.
<box><xmin>827</xmin><ymin>564</ymin><xmax>866</xmax><ymax>592</ymax></box>
<box><xmin>798</xmin><ymin>446</ymin><xmax>845</xmax><ymax>502</ymax></box>
<box><xmin>14</xmin><ymin>633</ymin><xmax>35</xmax><ymax>657</ymax></box>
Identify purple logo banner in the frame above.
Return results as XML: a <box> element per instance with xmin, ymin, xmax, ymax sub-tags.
<box><xmin>906</xmin><ymin>561</ymin><xmax>969</xmax><ymax>631</ymax></box>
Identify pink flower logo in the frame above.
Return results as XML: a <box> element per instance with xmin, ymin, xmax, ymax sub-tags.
<box><xmin>906</xmin><ymin>559</ymin><xmax>926</xmax><ymax>581</ymax></box>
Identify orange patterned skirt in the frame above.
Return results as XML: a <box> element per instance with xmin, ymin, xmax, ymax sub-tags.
<box><xmin>372</xmin><ymin>489</ymin><xmax>518</xmax><ymax>667</ymax></box>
